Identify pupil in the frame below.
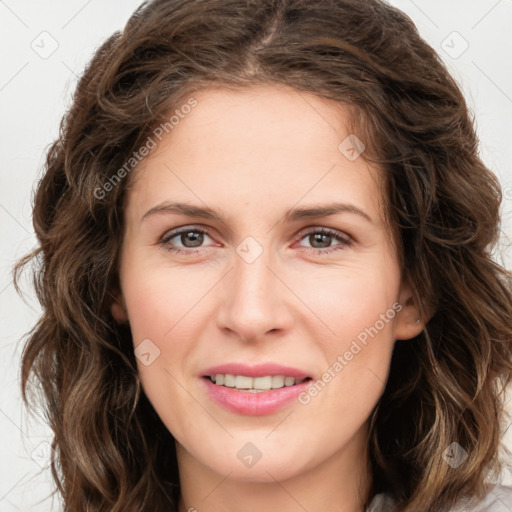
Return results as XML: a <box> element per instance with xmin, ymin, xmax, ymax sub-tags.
<box><xmin>311</xmin><ymin>233</ymin><xmax>330</xmax><ymax>248</ymax></box>
<box><xmin>183</xmin><ymin>231</ymin><xmax>203</xmax><ymax>247</ymax></box>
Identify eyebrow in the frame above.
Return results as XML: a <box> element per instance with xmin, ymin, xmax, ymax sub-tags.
<box><xmin>141</xmin><ymin>201</ymin><xmax>373</xmax><ymax>224</ymax></box>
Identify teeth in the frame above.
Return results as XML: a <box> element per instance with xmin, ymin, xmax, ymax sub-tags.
<box><xmin>235</xmin><ymin>375</ymin><xmax>253</xmax><ymax>389</ymax></box>
<box><xmin>284</xmin><ymin>376</ymin><xmax>295</xmax><ymax>387</ymax></box>
<box><xmin>211</xmin><ymin>374</ymin><xmax>307</xmax><ymax>390</ymax></box>
<box><xmin>223</xmin><ymin>374</ymin><xmax>235</xmax><ymax>387</ymax></box>
<box><xmin>272</xmin><ymin>375</ymin><xmax>285</xmax><ymax>388</ymax></box>
<box><xmin>253</xmin><ymin>376</ymin><xmax>272</xmax><ymax>390</ymax></box>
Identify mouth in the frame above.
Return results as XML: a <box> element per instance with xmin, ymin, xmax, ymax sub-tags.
<box><xmin>201</xmin><ymin>373</ymin><xmax>314</xmax><ymax>415</ymax></box>
<box><xmin>199</xmin><ymin>363</ymin><xmax>314</xmax><ymax>414</ymax></box>
<box><xmin>203</xmin><ymin>374</ymin><xmax>313</xmax><ymax>392</ymax></box>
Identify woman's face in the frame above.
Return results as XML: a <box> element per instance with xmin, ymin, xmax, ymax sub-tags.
<box><xmin>113</xmin><ymin>85</ymin><xmax>422</xmax><ymax>483</ymax></box>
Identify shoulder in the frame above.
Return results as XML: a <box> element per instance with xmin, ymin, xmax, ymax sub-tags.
<box><xmin>367</xmin><ymin>485</ymin><xmax>512</xmax><ymax>512</ymax></box>
<box><xmin>459</xmin><ymin>484</ymin><xmax>512</xmax><ymax>511</ymax></box>
<box><xmin>366</xmin><ymin>492</ymin><xmax>396</xmax><ymax>512</ymax></box>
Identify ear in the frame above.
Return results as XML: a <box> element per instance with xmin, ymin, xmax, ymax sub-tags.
<box><xmin>394</xmin><ymin>280</ymin><xmax>427</xmax><ymax>340</ymax></box>
<box><xmin>110</xmin><ymin>291</ymin><xmax>129</xmax><ymax>323</ymax></box>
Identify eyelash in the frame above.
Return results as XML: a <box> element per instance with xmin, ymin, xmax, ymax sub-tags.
<box><xmin>159</xmin><ymin>226</ymin><xmax>353</xmax><ymax>256</ymax></box>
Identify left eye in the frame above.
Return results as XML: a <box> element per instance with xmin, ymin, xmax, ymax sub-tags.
<box><xmin>296</xmin><ymin>229</ymin><xmax>352</xmax><ymax>252</ymax></box>
<box><xmin>160</xmin><ymin>227</ymin><xmax>352</xmax><ymax>255</ymax></box>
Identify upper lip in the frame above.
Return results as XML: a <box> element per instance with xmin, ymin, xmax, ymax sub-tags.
<box><xmin>201</xmin><ymin>363</ymin><xmax>311</xmax><ymax>379</ymax></box>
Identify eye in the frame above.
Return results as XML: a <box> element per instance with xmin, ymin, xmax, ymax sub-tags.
<box><xmin>160</xmin><ymin>226</ymin><xmax>214</xmax><ymax>254</ymax></box>
<box><xmin>294</xmin><ymin>227</ymin><xmax>352</xmax><ymax>255</ymax></box>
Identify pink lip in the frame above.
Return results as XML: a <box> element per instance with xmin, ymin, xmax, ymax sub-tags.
<box><xmin>200</xmin><ymin>363</ymin><xmax>310</xmax><ymax>380</ymax></box>
<box><xmin>201</xmin><ymin>376</ymin><xmax>312</xmax><ymax>416</ymax></box>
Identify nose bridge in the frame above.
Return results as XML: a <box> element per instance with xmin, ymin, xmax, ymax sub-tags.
<box><xmin>217</xmin><ymin>236</ymin><xmax>290</xmax><ymax>341</ymax></box>
<box><xmin>234</xmin><ymin>241</ymin><xmax>274</xmax><ymax>301</ymax></box>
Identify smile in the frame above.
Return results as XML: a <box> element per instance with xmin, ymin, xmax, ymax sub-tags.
<box><xmin>208</xmin><ymin>374</ymin><xmax>310</xmax><ymax>392</ymax></box>
<box><xmin>201</xmin><ymin>376</ymin><xmax>313</xmax><ymax>415</ymax></box>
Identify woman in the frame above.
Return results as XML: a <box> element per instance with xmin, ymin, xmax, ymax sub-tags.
<box><xmin>15</xmin><ymin>0</ymin><xmax>512</xmax><ymax>510</ymax></box>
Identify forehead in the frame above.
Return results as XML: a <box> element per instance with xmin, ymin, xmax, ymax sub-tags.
<box><xmin>125</xmin><ymin>85</ymin><xmax>385</xmax><ymax>226</ymax></box>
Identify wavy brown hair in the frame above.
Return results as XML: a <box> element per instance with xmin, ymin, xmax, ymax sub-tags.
<box><xmin>14</xmin><ymin>0</ymin><xmax>512</xmax><ymax>510</ymax></box>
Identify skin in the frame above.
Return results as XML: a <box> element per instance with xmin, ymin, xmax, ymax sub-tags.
<box><xmin>111</xmin><ymin>85</ymin><xmax>424</xmax><ymax>512</ymax></box>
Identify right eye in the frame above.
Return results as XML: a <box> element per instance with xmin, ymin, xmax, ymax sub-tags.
<box><xmin>160</xmin><ymin>226</ymin><xmax>216</xmax><ymax>254</ymax></box>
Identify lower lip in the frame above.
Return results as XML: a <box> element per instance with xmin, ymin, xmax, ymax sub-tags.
<box><xmin>201</xmin><ymin>377</ymin><xmax>312</xmax><ymax>416</ymax></box>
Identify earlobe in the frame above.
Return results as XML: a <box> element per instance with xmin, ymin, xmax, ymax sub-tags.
<box><xmin>394</xmin><ymin>282</ymin><xmax>431</xmax><ymax>341</ymax></box>
<box><xmin>110</xmin><ymin>292</ymin><xmax>129</xmax><ymax>323</ymax></box>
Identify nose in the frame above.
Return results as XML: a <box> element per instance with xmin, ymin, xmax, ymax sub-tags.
<box><xmin>216</xmin><ymin>242</ymin><xmax>294</xmax><ymax>343</ymax></box>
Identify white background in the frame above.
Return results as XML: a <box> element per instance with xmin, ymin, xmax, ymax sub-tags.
<box><xmin>1</xmin><ymin>1</ymin><xmax>511</xmax><ymax>510</ymax></box>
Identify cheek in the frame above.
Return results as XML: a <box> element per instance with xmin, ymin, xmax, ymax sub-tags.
<box><xmin>119</xmin><ymin>261</ymin><xmax>204</xmax><ymax>408</ymax></box>
<box><xmin>294</xmin><ymin>256</ymin><xmax>399</xmax><ymax>414</ymax></box>
<box><xmin>121</xmin><ymin>260</ymin><xmax>209</xmax><ymax>343</ymax></box>
<box><xmin>121</xmin><ymin>266</ymin><xmax>204</xmax><ymax>436</ymax></box>
<box><xmin>295</xmin><ymin>256</ymin><xmax>400</xmax><ymax>350</ymax></box>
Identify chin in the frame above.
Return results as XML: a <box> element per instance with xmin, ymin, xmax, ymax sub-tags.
<box><xmin>197</xmin><ymin>443</ymin><xmax>309</xmax><ymax>482</ymax></box>
<box><xmin>216</xmin><ymin>461</ymin><xmax>302</xmax><ymax>483</ymax></box>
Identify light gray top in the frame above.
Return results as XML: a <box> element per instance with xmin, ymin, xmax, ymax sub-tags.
<box><xmin>366</xmin><ymin>484</ymin><xmax>512</xmax><ymax>511</ymax></box>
